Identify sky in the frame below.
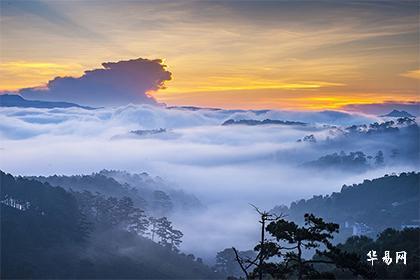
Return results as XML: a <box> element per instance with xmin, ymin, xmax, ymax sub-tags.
<box><xmin>1</xmin><ymin>0</ymin><xmax>419</xmax><ymax>110</ymax></box>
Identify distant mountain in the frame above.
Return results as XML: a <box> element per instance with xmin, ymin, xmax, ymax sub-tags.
<box><xmin>167</xmin><ymin>106</ymin><xmax>270</xmax><ymax>115</ymax></box>
<box><xmin>222</xmin><ymin>119</ymin><xmax>307</xmax><ymax>126</ymax></box>
<box><xmin>302</xmin><ymin>150</ymin><xmax>386</xmax><ymax>172</ymax></box>
<box><xmin>381</xmin><ymin>110</ymin><xmax>415</xmax><ymax>118</ymax></box>
<box><xmin>0</xmin><ymin>94</ymin><xmax>95</xmax><ymax>109</ymax></box>
<box><xmin>130</xmin><ymin>128</ymin><xmax>166</xmax><ymax>136</ymax></box>
<box><xmin>111</xmin><ymin>129</ymin><xmax>180</xmax><ymax>140</ymax></box>
<box><xmin>167</xmin><ymin>105</ymin><xmax>222</xmax><ymax>111</ymax></box>
<box><xmin>344</xmin><ymin>118</ymin><xmax>416</xmax><ymax>135</ymax></box>
<box><xmin>271</xmin><ymin>172</ymin><xmax>420</xmax><ymax>242</ymax></box>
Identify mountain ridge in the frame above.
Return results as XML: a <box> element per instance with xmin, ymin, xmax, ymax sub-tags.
<box><xmin>0</xmin><ymin>94</ymin><xmax>95</xmax><ymax>110</ymax></box>
<box><xmin>222</xmin><ymin>118</ymin><xmax>307</xmax><ymax>126</ymax></box>
<box><xmin>380</xmin><ymin>109</ymin><xmax>415</xmax><ymax>118</ymax></box>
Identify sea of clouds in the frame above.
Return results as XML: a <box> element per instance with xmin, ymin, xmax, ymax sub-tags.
<box><xmin>0</xmin><ymin>104</ymin><xmax>417</xmax><ymax>261</ymax></box>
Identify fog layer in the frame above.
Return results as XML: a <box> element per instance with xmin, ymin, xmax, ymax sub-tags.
<box><xmin>1</xmin><ymin>105</ymin><xmax>418</xmax><ymax>260</ymax></box>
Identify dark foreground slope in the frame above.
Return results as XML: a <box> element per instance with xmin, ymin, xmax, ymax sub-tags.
<box><xmin>0</xmin><ymin>171</ymin><xmax>219</xmax><ymax>279</ymax></box>
<box><xmin>333</xmin><ymin>228</ymin><xmax>420</xmax><ymax>279</ymax></box>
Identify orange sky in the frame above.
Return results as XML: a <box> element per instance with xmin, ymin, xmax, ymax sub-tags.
<box><xmin>1</xmin><ymin>1</ymin><xmax>419</xmax><ymax>110</ymax></box>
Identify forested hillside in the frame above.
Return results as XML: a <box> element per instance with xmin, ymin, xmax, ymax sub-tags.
<box><xmin>272</xmin><ymin>172</ymin><xmax>420</xmax><ymax>241</ymax></box>
<box><xmin>30</xmin><ymin>170</ymin><xmax>203</xmax><ymax>217</ymax></box>
<box><xmin>0</xmin><ymin>171</ymin><xmax>219</xmax><ymax>279</ymax></box>
<box><xmin>333</xmin><ymin>228</ymin><xmax>420</xmax><ymax>279</ymax></box>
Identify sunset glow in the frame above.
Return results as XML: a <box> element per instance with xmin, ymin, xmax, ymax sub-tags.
<box><xmin>1</xmin><ymin>2</ymin><xmax>419</xmax><ymax>278</ymax></box>
<box><xmin>1</xmin><ymin>1</ymin><xmax>418</xmax><ymax>109</ymax></box>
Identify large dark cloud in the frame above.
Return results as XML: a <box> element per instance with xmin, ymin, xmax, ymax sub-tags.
<box><xmin>20</xmin><ymin>58</ymin><xmax>172</xmax><ymax>106</ymax></box>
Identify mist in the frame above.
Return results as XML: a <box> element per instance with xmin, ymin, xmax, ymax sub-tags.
<box><xmin>0</xmin><ymin>104</ymin><xmax>418</xmax><ymax>261</ymax></box>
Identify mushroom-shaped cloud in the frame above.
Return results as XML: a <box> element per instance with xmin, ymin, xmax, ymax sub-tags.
<box><xmin>20</xmin><ymin>58</ymin><xmax>172</xmax><ymax>107</ymax></box>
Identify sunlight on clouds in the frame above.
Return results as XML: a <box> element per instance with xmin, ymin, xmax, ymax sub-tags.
<box><xmin>153</xmin><ymin>90</ymin><xmax>411</xmax><ymax>111</ymax></box>
<box><xmin>1</xmin><ymin>62</ymin><xmax>77</xmax><ymax>69</ymax></box>
<box><xmin>400</xmin><ymin>69</ymin><xmax>420</xmax><ymax>80</ymax></box>
<box><xmin>295</xmin><ymin>96</ymin><xmax>385</xmax><ymax>110</ymax></box>
<box><xmin>163</xmin><ymin>80</ymin><xmax>345</xmax><ymax>93</ymax></box>
<box><xmin>0</xmin><ymin>61</ymin><xmax>83</xmax><ymax>91</ymax></box>
<box><xmin>0</xmin><ymin>1</ymin><xmax>418</xmax><ymax>109</ymax></box>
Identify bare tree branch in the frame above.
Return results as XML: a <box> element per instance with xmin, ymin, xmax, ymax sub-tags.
<box><xmin>232</xmin><ymin>247</ymin><xmax>250</xmax><ymax>280</ymax></box>
<box><xmin>243</xmin><ymin>252</ymin><xmax>261</xmax><ymax>269</ymax></box>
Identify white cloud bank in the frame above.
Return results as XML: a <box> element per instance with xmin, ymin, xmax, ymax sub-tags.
<box><xmin>0</xmin><ymin>105</ymin><xmax>417</xmax><ymax>260</ymax></box>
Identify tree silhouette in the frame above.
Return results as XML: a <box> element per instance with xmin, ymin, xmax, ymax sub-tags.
<box><xmin>234</xmin><ymin>207</ymin><xmax>373</xmax><ymax>279</ymax></box>
<box><xmin>232</xmin><ymin>205</ymin><xmax>283</xmax><ymax>279</ymax></box>
<box><xmin>151</xmin><ymin>217</ymin><xmax>183</xmax><ymax>251</ymax></box>
<box><xmin>263</xmin><ymin>213</ymin><xmax>340</xmax><ymax>279</ymax></box>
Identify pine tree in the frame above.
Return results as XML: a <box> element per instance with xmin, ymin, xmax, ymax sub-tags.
<box><xmin>233</xmin><ymin>208</ymin><xmax>373</xmax><ymax>279</ymax></box>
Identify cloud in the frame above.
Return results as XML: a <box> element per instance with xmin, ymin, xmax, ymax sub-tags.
<box><xmin>20</xmin><ymin>58</ymin><xmax>172</xmax><ymax>106</ymax></box>
<box><xmin>0</xmin><ymin>104</ymin><xmax>418</xmax><ymax>258</ymax></box>
<box><xmin>400</xmin><ymin>69</ymin><xmax>420</xmax><ymax>80</ymax></box>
